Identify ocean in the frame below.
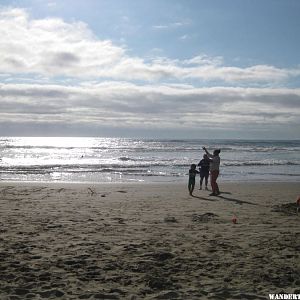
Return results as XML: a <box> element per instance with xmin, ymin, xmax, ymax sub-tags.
<box><xmin>0</xmin><ymin>137</ymin><xmax>299</xmax><ymax>183</ymax></box>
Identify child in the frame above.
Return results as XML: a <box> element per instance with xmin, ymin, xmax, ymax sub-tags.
<box><xmin>198</xmin><ymin>154</ymin><xmax>210</xmax><ymax>190</ymax></box>
<box><xmin>188</xmin><ymin>164</ymin><xmax>199</xmax><ymax>196</ymax></box>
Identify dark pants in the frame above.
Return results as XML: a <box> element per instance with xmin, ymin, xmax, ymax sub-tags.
<box><xmin>210</xmin><ymin>170</ymin><xmax>219</xmax><ymax>194</ymax></box>
<box><xmin>188</xmin><ymin>178</ymin><xmax>195</xmax><ymax>194</ymax></box>
<box><xmin>200</xmin><ymin>171</ymin><xmax>209</xmax><ymax>187</ymax></box>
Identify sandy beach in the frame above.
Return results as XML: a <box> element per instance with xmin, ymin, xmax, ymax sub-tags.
<box><xmin>0</xmin><ymin>181</ymin><xmax>299</xmax><ymax>299</ymax></box>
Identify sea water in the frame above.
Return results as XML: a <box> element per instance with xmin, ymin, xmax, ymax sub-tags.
<box><xmin>0</xmin><ymin>137</ymin><xmax>299</xmax><ymax>183</ymax></box>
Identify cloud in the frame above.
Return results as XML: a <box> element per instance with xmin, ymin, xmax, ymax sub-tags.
<box><xmin>50</xmin><ymin>52</ymin><xmax>80</xmax><ymax>67</ymax></box>
<box><xmin>1</xmin><ymin>7</ymin><xmax>300</xmax><ymax>84</ymax></box>
<box><xmin>183</xmin><ymin>55</ymin><xmax>223</xmax><ymax>66</ymax></box>
<box><xmin>152</xmin><ymin>22</ymin><xmax>187</xmax><ymax>30</ymax></box>
<box><xmin>1</xmin><ymin>82</ymin><xmax>299</xmax><ymax>132</ymax></box>
<box><xmin>179</xmin><ymin>35</ymin><xmax>191</xmax><ymax>41</ymax></box>
<box><xmin>0</xmin><ymin>8</ymin><xmax>125</xmax><ymax>76</ymax></box>
<box><xmin>0</xmin><ymin>7</ymin><xmax>299</xmax><ymax>138</ymax></box>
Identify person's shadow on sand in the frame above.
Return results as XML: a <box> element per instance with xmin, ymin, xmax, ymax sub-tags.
<box><xmin>191</xmin><ymin>191</ymin><xmax>256</xmax><ymax>205</ymax></box>
<box><xmin>191</xmin><ymin>195</ymin><xmax>218</xmax><ymax>202</ymax></box>
<box><xmin>216</xmin><ymin>194</ymin><xmax>257</xmax><ymax>206</ymax></box>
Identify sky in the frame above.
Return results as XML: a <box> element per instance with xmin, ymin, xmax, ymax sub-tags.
<box><xmin>0</xmin><ymin>0</ymin><xmax>300</xmax><ymax>139</ymax></box>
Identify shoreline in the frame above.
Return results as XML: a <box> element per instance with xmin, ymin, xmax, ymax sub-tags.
<box><xmin>0</xmin><ymin>181</ymin><xmax>299</xmax><ymax>299</ymax></box>
<box><xmin>1</xmin><ymin>179</ymin><xmax>300</xmax><ymax>186</ymax></box>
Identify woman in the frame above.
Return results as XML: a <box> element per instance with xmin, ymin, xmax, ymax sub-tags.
<box><xmin>202</xmin><ymin>147</ymin><xmax>221</xmax><ymax>196</ymax></box>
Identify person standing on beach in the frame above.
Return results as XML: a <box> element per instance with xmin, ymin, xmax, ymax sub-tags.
<box><xmin>188</xmin><ymin>164</ymin><xmax>199</xmax><ymax>196</ymax></box>
<box><xmin>202</xmin><ymin>147</ymin><xmax>221</xmax><ymax>196</ymax></box>
<box><xmin>198</xmin><ymin>154</ymin><xmax>210</xmax><ymax>190</ymax></box>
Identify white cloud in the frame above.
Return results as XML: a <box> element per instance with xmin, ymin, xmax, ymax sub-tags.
<box><xmin>0</xmin><ymin>7</ymin><xmax>299</xmax><ymax>138</ymax></box>
<box><xmin>179</xmin><ymin>34</ymin><xmax>189</xmax><ymax>41</ymax></box>
<box><xmin>47</xmin><ymin>2</ymin><xmax>57</xmax><ymax>8</ymax></box>
<box><xmin>1</xmin><ymin>82</ymin><xmax>299</xmax><ymax>130</ymax></box>
<box><xmin>183</xmin><ymin>55</ymin><xmax>223</xmax><ymax>66</ymax></box>
<box><xmin>1</xmin><ymin>7</ymin><xmax>300</xmax><ymax>84</ymax></box>
<box><xmin>152</xmin><ymin>22</ymin><xmax>187</xmax><ymax>30</ymax></box>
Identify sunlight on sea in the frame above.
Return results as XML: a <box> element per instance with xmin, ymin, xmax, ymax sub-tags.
<box><xmin>0</xmin><ymin>137</ymin><xmax>299</xmax><ymax>183</ymax></box>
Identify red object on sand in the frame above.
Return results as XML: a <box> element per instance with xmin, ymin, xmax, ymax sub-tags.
<box><xmin>232</xmin><ymin>216</ymin><xmax>237</xmax><ymax>224</ymax></box>
<box><xmin>297</xmin><ymin>197</ymin><xmax>300</xmax><ymax>206</ymax></box>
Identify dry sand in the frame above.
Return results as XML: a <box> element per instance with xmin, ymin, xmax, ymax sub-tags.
<box><xmin>0</xmin><ymin>181</ymin><xmax>299</xmax><ymax>300</ymax></box>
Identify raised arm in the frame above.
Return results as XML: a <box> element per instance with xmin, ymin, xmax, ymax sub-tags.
<box><xmin>202</xmin><ymin>147</ymin><xmax>213</xmax><ymax>158</ymax></box>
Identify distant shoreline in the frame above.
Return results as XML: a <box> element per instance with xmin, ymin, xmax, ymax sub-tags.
<box><xmin>1</xmin><ymin>180</ymin><xmax>299</xmax><ymax>186</ymax></box>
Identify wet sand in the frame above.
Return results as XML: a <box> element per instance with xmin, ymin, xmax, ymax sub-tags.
<box><xmin>0</xmin><ymin>182</ymin><xmax>299</xmax><ymax>299</ymax></box>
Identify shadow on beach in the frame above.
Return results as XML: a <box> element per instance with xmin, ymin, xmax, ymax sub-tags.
<box><xmin>217</xmin><ymin>194</ymin><xmax>257</xmax><ymax>206</ymax></box>
<box><xmin>191</xmin><ymin>195</ymin><xmax>218</xmax><ymax>201</ymax></box>
<box><xmin>190</xmin><ymin>190</ymin><xmax>254</xmax><ymax>205</ymax></box>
